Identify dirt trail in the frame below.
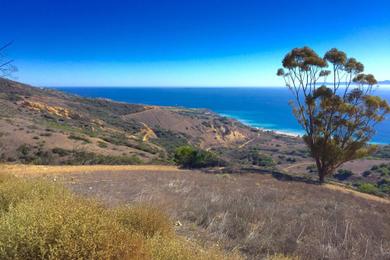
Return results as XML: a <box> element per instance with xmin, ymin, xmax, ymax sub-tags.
<box><xmin>238</xmin><ymin>138</ymin><xmax>255</xmax><ymax>148</ymax></box>
<box><xmin>282</xmin><ymin>162</ymin><xmax>313</xmax><ymax>171</ymax></box>
<box><xmin>1</xmin><ymin>164</ymin><xmax>389</xmax><ymax>204</ymax></box>
<box><xmin>324</xmin><ymin>183</ymin><xmax>390</xmax><ymax>204</ymax></box>
<box><xmin>281</xmin><ymin>163</ymin><xmax>390</xmax><ymax>204</ymax></box>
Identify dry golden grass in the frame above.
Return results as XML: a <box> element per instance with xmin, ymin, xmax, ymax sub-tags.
<box><xmin>0</xmin><ymin>173</ymin><xmax>239</xmax><ymax>260</ymax></box>
<box><xmin>0</xmin><ymin>164</ymin><xmax>182</xmax><ymax>176</ymax></box>
<box><xmin>2</xmin><ymin>165</ymin><xmax>390</xmax><ymax>259</ymax></box>
<box><xmin>3</xmin><ymin>164</ymin><xmax>388</xmax><ymax>204</ymax></box>
<box><xmin>324</xmin><ymin>182</ymin><xmax>390</xmax><ymax>204</ymax></box>
<box><xmin>51</xmin><ymin>167</ymin><xmax>390</xmax><ymax>260</ymax></box>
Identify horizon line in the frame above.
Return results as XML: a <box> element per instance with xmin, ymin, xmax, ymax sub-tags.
<box><xmin>45</xmin><ymin>84</ymin><xmax>390</xmax><ymax>88</ymax></box>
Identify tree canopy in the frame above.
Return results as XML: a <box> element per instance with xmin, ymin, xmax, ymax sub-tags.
<box><xmin>277</xmin><ymin>47</ymin><xmax>390</xmax><ymax>183</ymax></box>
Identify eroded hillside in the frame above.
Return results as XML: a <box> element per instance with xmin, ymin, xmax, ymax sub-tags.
<box><xmin>0</xmin><ymin>78</ymin><xmax>261</xmax><ymax>164</ymax></box>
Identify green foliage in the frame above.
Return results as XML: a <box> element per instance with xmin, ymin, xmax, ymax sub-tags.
<box><xmin>333</xmin><ymin>169</ymin><xmax>353</xmax><ymax>181</ymax></box>
<box><xmin>16</xmin><ymin>144</ymin><xmax>53</xmax><ymax>165</ymax></box>
<box><xmin>151</xmin><ymin>128</ymin><xmax>189</xmax><ymax>155</ymax></box>
<box><xmin>240</xmin><ymin>149</ymin><xmax>275</xmax><ymax>167</ymax></box>
<box><xmin>357</xmin><ymin>183</ymin><xmax>379</xmax><ymax>195</ymax></box>
<box><xmin>277</xmin><ymin>47</ymin><xmax>390</xmax><ymax>182</ymax></box>
<box><xmin>65</xmin><ymin>150</ymin><xmax>142</xmax><ymax>165</ymax></box>
<box><xmin>371</xmin><ymin>163</ymin><xmax>390</xmax><ymax>176</ymax></box>
<box><xmin>52</xmin><ymin>147</ymin><xmax>71</xmax><ymax>157</ymax></box>
<box><xmin>174</xmin><ymin>146</ymin><xmax>222</xmax><ymax>168</ymax></box>
<box><xmin>10</xmin><ymin>145</ymin><xmax>143</xmax><ymax>165</ymax></box>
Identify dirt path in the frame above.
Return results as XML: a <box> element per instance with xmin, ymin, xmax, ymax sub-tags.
<box><xmin>238</xmin><ymin>137</ymin><xmax>256</xmax><ymax>148</ymax></box>
<box><xmin>281</xmin><ymin>163</ymin><xmax>390</xmax><ymax>204</ymax></box>
<box><xmin>324</xmin><ymin>183</ymin><xmax>390</xmax><ymax>204</ymax></box>
<box><xmin>282</xmin><ymin>162</ymin><xmax>313</xmax><ymax>172</ymax></box>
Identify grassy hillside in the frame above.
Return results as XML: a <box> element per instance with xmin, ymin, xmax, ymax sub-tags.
<box><xmin>2</xmin><ymin>165</ymin><xmax>389</xmax><ymax>259</ymax></box>
<box><xmin>0</xmin><ymin>172</ymin><xmax>241</xmax><ymax>260</ymax></box>
<box><xmin>1</xmin><ymin>78</ymin><xmax>389</xmax><ymax>194</ymax></box>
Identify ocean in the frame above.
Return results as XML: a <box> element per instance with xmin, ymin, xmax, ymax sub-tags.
<box><xmin>53</xmin><ymin>87</ymin><xmax>390</xmax><ymax>144</ymax></box>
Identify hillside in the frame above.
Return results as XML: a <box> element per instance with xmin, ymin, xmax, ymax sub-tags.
<box><xmin>0</xmin><ymin>78</ymin><xmax>261</xmax><ymax>164</ymax></box>
<box><xmin>1</xmin><ymin>78</ymin><xmax>389</xmax><ymax>195</ymax></box>
<box><xmin>2</xmin><ymin>164</ymin><xmax>389</xmax><ymax>259</ymax></box>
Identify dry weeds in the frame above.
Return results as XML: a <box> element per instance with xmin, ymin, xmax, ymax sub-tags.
<box><xmin>26</xmin><ymin>166</ymin><xmax>389</xmax><ymax>260</ymax></box>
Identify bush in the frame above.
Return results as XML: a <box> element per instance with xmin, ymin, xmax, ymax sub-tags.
<box><xmin>52</xmin><ymin>147</ymin><xmax>71</xmax><ymax>157</ymax></box>
<box><xmin>245</xmin><ymin>150</ymin><xmax>275</xmax><ymax>167</ymax></box>
<box><xmin>357</xmin><ymin>183</ymin><xmax>379</xmax><ymax>195</ymax></box>
<box><xmin>0</xmin><ymin>197</ymin><xmax>145</xmax><ymax>259</ymax></box>
<box><xmin>0</xmin><ymin>176</ymin><xmax>66</xmax><ymax>213</ymax></box>
<box><xmin>174</xmin><ymin>146</ymin><xmax>222</xmax><ymax>168</ymax></box>
<box><xmin>334</xmin><ymin>169</ymin><xmax>353</xmax><ymax>181</ymax></box>
<box><xmin>65</xmin><ymin>150</ymin><xmax>143</xmax><ymax>165</ymax></box>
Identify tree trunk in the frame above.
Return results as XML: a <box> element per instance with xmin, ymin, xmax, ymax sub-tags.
<box><xmin>318</xmin><ymin>167</ymin><xmax>334</xmax><ymax>184</ymax></box>
<box><xmin>318</xmin><ymin>173</ymin><xmax>325</xmax><ymax>184</ymax></box>
<box><xmin>315</xmin><ymin>159</ymin><xmax>326</xmax><ymax>184</ymax></box>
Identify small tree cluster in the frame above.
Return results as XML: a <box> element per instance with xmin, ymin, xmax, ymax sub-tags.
<box><xmin>174</xmin><ymin>146</ymin><xmax>222</xmax><ymax>168</ymax></box>
<box><xmin>277</xmin><ymin>47</ymin><xmax>390</xmax><ymax>183</ymax></box>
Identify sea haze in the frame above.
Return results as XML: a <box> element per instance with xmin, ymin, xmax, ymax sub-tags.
<box><xmin>53</xmin><ymin>87</ymin><xmax>390</xmax><ymax>144</ymax></box>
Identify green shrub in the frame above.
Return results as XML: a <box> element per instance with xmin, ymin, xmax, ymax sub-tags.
<box><xmin>377</xmin><ymin>178</ymin><xmax>390</xmax><ymax>195</ymax></box>
<box><xmin>246</xmin><ymin>150</ymin><xmax>275</xmax><ymax>167</ymax></box>
<box><xmin>174</xmin><ymin>146</ymin><xmax>222</xmax><ymax>168</ymax></box>
<box><xmin>334</xmin><ymin>169</ymin><xmax>353</xmax><ymax>181</ymax></box>
<box><xmin>151</xmin><ymin>128</ymin><xmax>189</xmax><ymax>154</ymax></box>
<box><xmin>52</xmin><ymin>147</ymin><xmax>71</xmax><ymax>157</ymax></box>
<box><xmin>357</xmin><ymin>183</ymin><xmax>379</xmax><ymax>195</ymax></box>
<box><xmin>66</xmin><ymin>150</ymin><xmax>142</xmax><ymax>165</ymax></box>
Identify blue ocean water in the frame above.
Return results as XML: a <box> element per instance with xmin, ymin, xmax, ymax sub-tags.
<box><xmin>54</xmin><ymin>87</ymin><xmax>390</xmax><ymax>144</ymax></box>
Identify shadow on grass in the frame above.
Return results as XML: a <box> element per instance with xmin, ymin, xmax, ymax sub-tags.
<box><xmin>222</xmin><ymin>166</ymin><xmax>321</xmax><ymax>185</ymax></box>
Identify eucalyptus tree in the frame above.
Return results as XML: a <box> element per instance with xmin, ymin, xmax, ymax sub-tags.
<box><xmin>277</xmin><ymin>47</ymin><xmax>390</xmax><ymax>183</ymax></box>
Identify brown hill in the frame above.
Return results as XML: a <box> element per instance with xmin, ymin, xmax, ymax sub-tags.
<box><xmin>0</xmin><ymin>78</ymin><xmax>261</xmax><ymax>165</ymax></box>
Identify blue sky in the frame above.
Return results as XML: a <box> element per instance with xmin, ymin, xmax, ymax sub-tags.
<box><xmin>2</xmin><ymin>0</ymin><xmax>390</xmax><ymax>86</ymax></box>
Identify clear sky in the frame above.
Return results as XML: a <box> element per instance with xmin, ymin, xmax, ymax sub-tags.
<box><xmin>2</xmin><ymin>0</ymin><xmax>390</xmax><ymax>87</ymax></box>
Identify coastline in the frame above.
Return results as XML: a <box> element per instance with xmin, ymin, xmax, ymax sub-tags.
<box><xmin>51</xmin><ymin>86</ymin><xmax>390</xmax><ymax>144</ymax></box>
<box><xmin>219</xmin><ymin>113</ymin><xmax>303</xmax><ymax>138</ymax></box>
<box><xmin>219</xmin><ymin>112</ymin><xmax>389</xmax><ymax>144</ymax></box>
